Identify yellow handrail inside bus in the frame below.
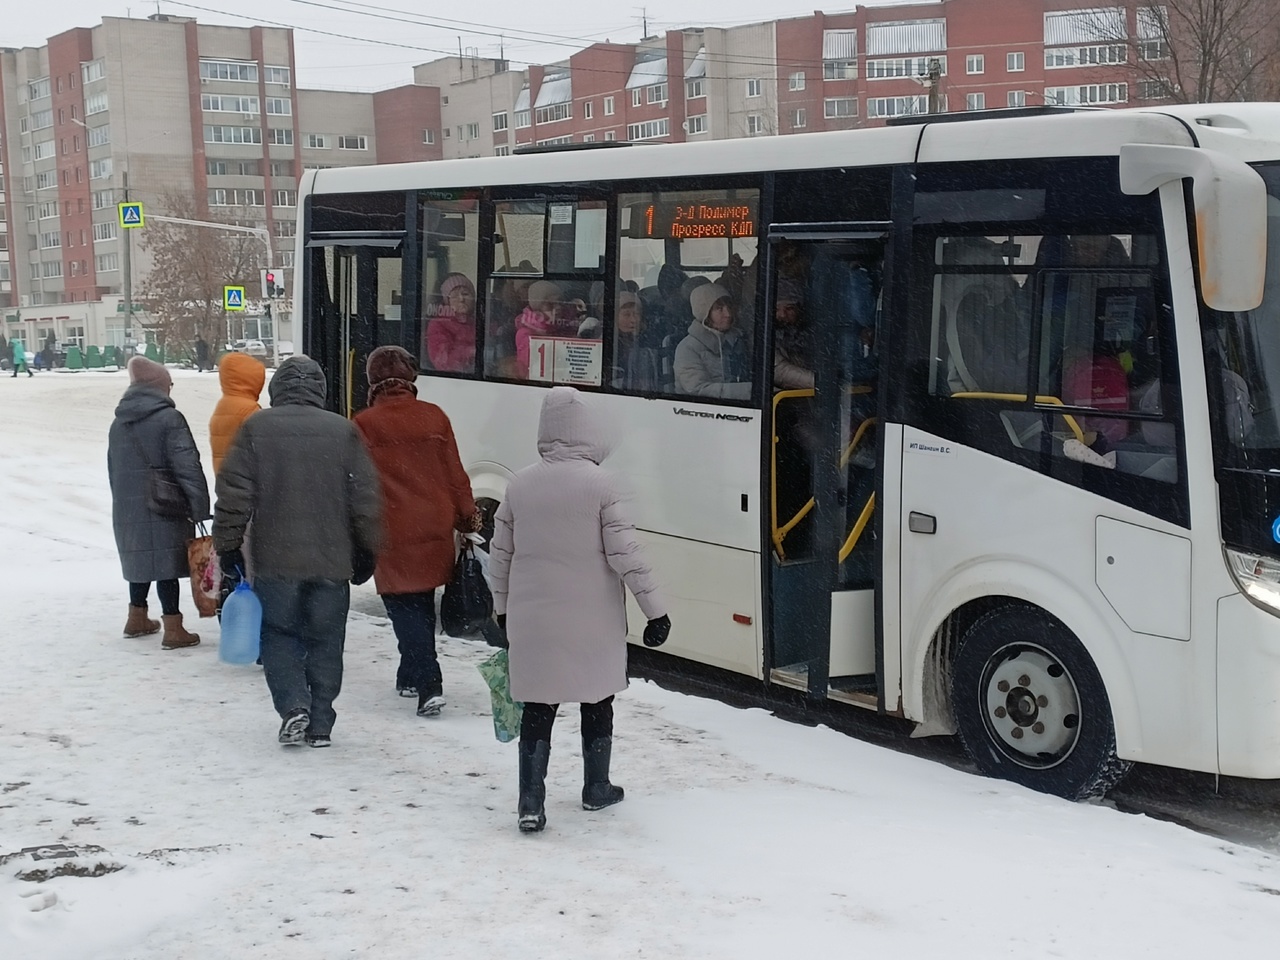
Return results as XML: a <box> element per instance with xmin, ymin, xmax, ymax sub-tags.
<box><xmin>839</xmin><ymin>493</ymin><xmax>876</xmax><ymax>562</ymax></box>
<box><xmin>949</xmin><ymin>392</ymin><xmax>1086</xmax><ymax>444</ymax></box>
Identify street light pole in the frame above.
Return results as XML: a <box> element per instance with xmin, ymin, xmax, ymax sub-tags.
<box><xmin>122</xmin><ymin>169</ymin><xmax>132</xmax><ymax>325</ymax></box>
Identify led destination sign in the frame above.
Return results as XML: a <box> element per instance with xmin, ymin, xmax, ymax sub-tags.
<box><xmin>626</xmin><ymin>199</ymin><xmax>758</xmax><ymax>240</ymax></box>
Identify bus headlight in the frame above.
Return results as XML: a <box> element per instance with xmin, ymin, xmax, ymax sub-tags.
<box><xmin>1226</xmin><ymin>547</ymin><xmax>1280</xmax><ymax>617</ymax></box>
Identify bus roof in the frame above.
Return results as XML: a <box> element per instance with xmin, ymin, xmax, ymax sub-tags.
<box><xmin>305</xmin><ymin>104</ymin><xmax>1280</xmax><ymax>198</ymax></box>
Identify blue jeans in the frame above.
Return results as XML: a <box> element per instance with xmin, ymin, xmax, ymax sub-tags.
<box><xmin>381</xmin><ymin>591</ymin><xmax>442</xmax><ymax>697</ymax></box>
<box><xmin>256</xmin><ymin>579</ymin><xmax>350</xmax><ymax>736</ymax></box>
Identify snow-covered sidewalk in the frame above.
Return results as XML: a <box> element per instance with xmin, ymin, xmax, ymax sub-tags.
<box><xmin>3</xmin><ymin>370</ymin><xmax>1278</xmax><ymax>959</ymax></box>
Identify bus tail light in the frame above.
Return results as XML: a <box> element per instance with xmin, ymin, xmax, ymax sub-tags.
<box><xmin>1225</xmin><ymin>547</ymin><xmax>1280</xmax><ymax>617</ymax></box>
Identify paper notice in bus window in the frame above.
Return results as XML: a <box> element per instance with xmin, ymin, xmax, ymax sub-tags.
<box><xmin>549</xmin><ymin>204</ymin><xmax>574</xmax><ymax>225</ymax></box>
<box><xmin>527</xmin><ymin>336</ymin><xmax>603</xmax><ymax>386</ymax></box>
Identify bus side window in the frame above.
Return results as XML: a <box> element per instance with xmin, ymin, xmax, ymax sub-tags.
<box><xmin>419</xmin><ymin>195</ymin><xmax>480</xmax><ymax>374</ymax></box>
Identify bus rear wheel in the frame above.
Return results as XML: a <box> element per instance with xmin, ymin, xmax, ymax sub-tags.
<box><xmin>952</xmin><ymin>605</ymin><xmax>1130</xmax><ymax>801</ymax></box>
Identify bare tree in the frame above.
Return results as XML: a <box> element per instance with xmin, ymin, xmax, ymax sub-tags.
<box><xmin>1082</xmin><ymin>1</ymin><xmax>1280</xmax><ymax>104</ymax></box>
<box><xmin>136</xmin><ymin>192</ymin><xmax>263</xmax><ymax>355</ymax></box>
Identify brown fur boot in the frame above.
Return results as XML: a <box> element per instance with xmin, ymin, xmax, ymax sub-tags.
<box><xmin>124</xmin><ymin>604</ymin><xmax>160</xmax><ymax>638</ymax></box>
<box><xmin>161</xmin><ymin>613</ymin><xmax>200</xmax><ymax>649</ymax></box>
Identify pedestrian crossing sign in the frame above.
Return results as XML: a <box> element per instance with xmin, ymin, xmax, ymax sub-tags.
<box><xmin>118</xmin><ymin>202</ymin><xmax>144</xmax><ymax>229</ymax></box>
<box><xmin>224</xmin><ymin>286</ymin><xmax>246</xmax><ymax>311</ymax></box>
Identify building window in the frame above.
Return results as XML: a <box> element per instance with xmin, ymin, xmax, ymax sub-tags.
<box><xmin>81</xmin><ymin>60</ymin><xmax>105</xmax><ymax>84</ymax></box>
<box><xmin>42</xmin><ymin>260</ymin><xmax>64</xmax><ymax>278</ymax></box>
<box><xmin>266</xmin><ymin>97</ymin><xmax>292</xmax><ymax>116</ymax></box>
<box><xmin>584</xmin><ymin>101</ymin><xmax>593</xmax><ymax>120</ymax></box>
<box><xmin>273</xmin><ymin>190</ymin><xmax>297</xmax><ymax>207</ymax></box>
<box><xmin>867</xmin><ymin>57</ymin><xmax>947</xmax><ymax>80</ymax></box>
<box><xmin>264</xmin><ymin>65</ymin><xmax>291</xmax><ymax>85</ymax></box>
<box><xmin>966</xmin><ymin>55</ymin><xmax>984</xmax><ymax>75</ymax></box>
<box><xmin>201</xmin><ymin>94</ymin><xmax>259</xmax><ymax>114</ymax></box>
<box><xmin>1044</xmin><ymin>83</ymin><xmax>1128</xmax><ymax>106</ymax></box>
<box><xmin>271</xmin><ymin>161</ymin><xmax>293</xmax><ymax>177</ymax></box>
<box><xmin>273</xmin><ymin>219</ymin><xmax>297</xmax><ymax>238</ymax></box>
<box><xmin>583</xmin><ymin>133</ymin><xmax>595</xmax><ymax>142</ymax></box>
<box><xmin>686</xmin><ymin>78</ymin><xmax>705</xmax><ymax>99</ymax></box>
<box><xmin>31</xmin><ymin>109</ymin><xmax>54</xmax><ymax>130</ymax></box>
<box><xmin>88</xmin><ymin>125</ymin><xmax>110</xmax><ymax>147</ymax></box>
<box><xmin>40</xmin><ymin>231</ymin><xmax>62</xmax><ymax>249</ymax></box>
<box><xmin>965</xmin><ymin>92</ymin><xmax>986</xmax><ymax>111</ymax></box>
<box><xmin>207</xmin><ymin>160</ymin><xmax>262</xmax><ymax>176</ymax></box>
<box><xmin>686</xmin><ymin>113</ymin><xmax>708</xmax><ymax>135</ymax></box>
<box><xmin>536</xmin><ymin>135</ymin><xmax>573</xmax><ymax>146</ymax></box>
<box><xmin>1045</xmin><ymin>45</ymin><xmax>1126</xmax><ymax>69</ymax></box>
<box><xmin>747</xmin><ymin>114</ymin><xmax>765</xmax><ymax>135</ymax></box>
<box><xmin>465</xmin><ymin>122</ymin><xmax>480</xmax><ymax>140</ymax></box>
<box><xmin>626</xmin><ymin>118</ymin><xmax>669</xmax><ymax>141</ymax></box>
<box><xmin>92</xmin><ymin>189</ymin><xmax>114</xmax><ymax>209</ymax></box>
<box><xmin>823</xmin><ymin>97</ymin><xmax>858</xmax><ymax>118</ymax></box>
<box><xmin>823</xmin><ymin>61</ymin><xmax>856</xmax><ymax>81</ymax></box>
<box><xmin>1139</xmin><ymin>39</ymin><xmax>1170</xmax><ymax>61</ymax></box>
<box><xmin>495</xmin><ymin>145</ymin><xmax>510</xmax><ymax>156</ymax></box>
<box><xmin>604</xmin><ymin>96</ymin><xmax>615</xmax><ymax>116</ymax></box>
<box><xmin>306</xmin><ymin>134</ymin><xmax>329</xmax><ymax>149</ymax></box>
<box><xmin>791</xmin><ymin>107</ymin><xmax>807</xmax><ymax>128</ymax></box>
<box><xmin>1007</xmin><ymin>90</ymin><xmax>1027</xmax><ymax>107</ymax></box>
<box><xmin>866</xmin><ymin>95</ymin><xmax>927</xmax><ymax>119</ymax></box>
<box><xmin>492</xmin><ymin>112</ymin><xmax>508</xmax><ymax>131</ymax></box>
<box><xmin>443</xmin><ymin>128</ymin><xmax>451</xmax><ymax>139</ymax></box>
<box><xmin>89</xmin><ymin>158</ymin><xmax>113</xmax><ymax>180</ymax></box>
<box><xmin>204</xmin><ymin>125</ymin><xmax>263</xmax><ymax>144</ymax></box>
<box><xmin>788</xmin><ymin>72</ymin><xmax>806</xmax><ymax>91</ymax></box>
<box><xmin>38</xmin><ymin>201</ymin><xmax>58</xmax><ymax>219</ymax></box>
<box><xmin>266</xmin><ymin>128</ymin><xmax>294</xmax><ymax>146</ymax></box>
<box><xmin>96</xmin><ymin>252</ymin><xmax>120</xmax><ymax>272</ymax></box>
<box><xmin>34</xmin><ymin>140</ymin><xmax>56</xmax><ymax>161</ymax></box>
<box><xmin>1138</xmin><ymin>79</ymin><xmax>1175</xmax><ymax>100</ymax></box>
<box><xmin>514</xmin><ymin>110</ymin><xmax>531</xmax><ymax>129</ymax></box>
<box><xmin>28</xmin><ymin>77</ymin><xmax>50</xmax><ymax>100</ymax></box>
<box><xmin>535</xmin><ymin>102</ymin><xmax>572</xmax><ymax>124</ymax></box>
<box><xmin>1007</xmin><ymin>52</ymin><xmax>1025</xmax><ymax>72</ymax></box>
<box><xmin>647</xmin><ymin>82</ymin><xmax>668</xmax><ymax>104</ymax></box>
<box><xmin>746</xmin><ymin>78</ymin><xmax>762</xmax><ymax>98</ymax></box>
<box><xmin>604</xmin><ymin>131</ymin><xmax>616</xmax><ymax>141</ymax></box>
<box><xmin>337</xmin><ymin>135</ymin><xmax>367</xmax><ymax>150</ymax></box>
<box><xmin>422</xmin><ymin>129</ymin><xmax>436</xmax><ymax>144</ymax></box>
<box><xmin>199</xmin><ymin>59</ymin><xmax>258</xmax><ymax>82</ymax></box>
<box><xmin>631</xmin><ymin>88</ymin><xmax>642</xmax><ymax>107</ymax></box>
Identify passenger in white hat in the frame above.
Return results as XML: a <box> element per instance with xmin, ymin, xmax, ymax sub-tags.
<box><xmin>673</xmin><ymin>282</ymin><xmax>752</xmax><ymax>400</ymax></box>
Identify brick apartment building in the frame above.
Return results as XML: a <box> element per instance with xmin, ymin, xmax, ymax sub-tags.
<box><xmin>0</xmin><ymin>4</ymin><xmax>1242</xmax><ymax>346</ymax></box>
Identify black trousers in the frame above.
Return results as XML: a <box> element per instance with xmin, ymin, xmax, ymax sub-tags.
<box><xmin>130</xmin><ymin>580</ymin><xmax>180</xmax><ymax>615</ymax></box>
<box><xmin>520</xmin><ymin>696</ymin><xmax>614</xmax><ymax>746</ymax></box>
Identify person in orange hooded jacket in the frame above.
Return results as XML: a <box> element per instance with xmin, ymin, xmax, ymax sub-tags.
<box><xmin>210</xmin><ymin>352</ymin><xmax>266</xmax><ymax>474</ymax></box>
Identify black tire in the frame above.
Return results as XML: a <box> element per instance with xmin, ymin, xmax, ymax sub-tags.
<box><xmin>952</xmin><ymin>604</ymin><xmax>1131</xmax><ymax>800</ymax></box>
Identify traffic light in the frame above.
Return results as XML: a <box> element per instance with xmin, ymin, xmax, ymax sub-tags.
<box><xmin>260</xmin><ymin>268</ymin><xmax>284</xmax><ymax>298</ymax></box>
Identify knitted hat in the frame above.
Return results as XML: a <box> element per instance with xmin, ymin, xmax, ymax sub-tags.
<box><xmin>689</xmin><ymin>282</ymin><xmax>730</xmax><ymax>323</ymax></box>
<box><xmin>128</xmin><ymin>355</ymin><xmax>172</xmax><ymax>392</ymax></box>
<box><xmin>366</xmin><ymin>344</ymin><xmax>418</xmax><ymax>384</ymax></box>
<box><xmin>528</xmin><ymin>280</ymin><xmax>562</xmax><ymax>310</ymax></box>
<box><xmin>776</xmin><ymin>276</ymin><xmax>805</xmax><ymax>306</ymax></box>
<box><xmin>617</xmin><ymin>290</ymin><xmax>641</xmax><ymax>312</ymax></box>
<box><xmin>440</xmin><ymin>273</ymin><xmax>475</xmax><ymax>300</ymax></box>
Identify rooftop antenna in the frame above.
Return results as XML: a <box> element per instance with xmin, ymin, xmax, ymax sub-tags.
<box><xmin>634</xmin><ymin>6</ymin><xmax>648</xmax><ymax>38</ymax></box>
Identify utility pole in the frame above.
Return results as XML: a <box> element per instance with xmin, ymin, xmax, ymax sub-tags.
<box><xmin>122</xmin><ymin>169</ymin><xmax>132</xmax><ymax>333</ymax></box>
<box><xmin>925</xmin><ymin>58</ymin><xmax>942</xmax><ymax>114</ymax></box>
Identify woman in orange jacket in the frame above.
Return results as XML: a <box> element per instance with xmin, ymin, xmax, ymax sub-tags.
<box><xmin>210</xmin><ymin>352</ymin><xmax>265</xmax><ymax>474</ymax></box>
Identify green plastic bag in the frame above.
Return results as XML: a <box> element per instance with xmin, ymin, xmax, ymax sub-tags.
<box><xmin>477</xmin><ymin>649</ymin><xmax>522</xmax><ymax>743</ymax></box>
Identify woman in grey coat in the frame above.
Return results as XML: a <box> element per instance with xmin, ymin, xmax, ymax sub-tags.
<box><xmin>489</xmin><ymin>387</ymin><xmax>671</xmax><ymax>833</ymax></box>
<box><xmin>108</xmin><ymin>356</ymin><xmax>211</xmax><ymax>648</ymax></box>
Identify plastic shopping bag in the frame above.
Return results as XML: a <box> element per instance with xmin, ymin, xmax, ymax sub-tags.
<box><xmin>186</xmin><ymin>525</ymin><xmax>221</xmax><ymax>618</ymax></box>
<box><xmin>477</xmin><ymin>649</ymin><xmax>522</xmax><ymax>743</ymax></box>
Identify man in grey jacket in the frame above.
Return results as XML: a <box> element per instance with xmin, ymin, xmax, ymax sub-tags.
<box><xmin>214</xmin><ymin>356</ymin><xmax>383</xmax><ymax>747</ymax></box>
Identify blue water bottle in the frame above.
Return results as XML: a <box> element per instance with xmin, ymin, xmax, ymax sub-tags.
<box><xmin>219</xmin><ymin>579</ymin><xmax>262</xmax><ymax>664</ymax></box>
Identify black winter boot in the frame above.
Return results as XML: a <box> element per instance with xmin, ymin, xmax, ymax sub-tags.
<box><xmin>518</xmin><ymin>740</ymin><xmax>550</xmax><ymax>833</ymax></box>
<box><xmin>581</xmin><ymin>737</ymin><xmax>625</xmax><ymax>811</ymax></box>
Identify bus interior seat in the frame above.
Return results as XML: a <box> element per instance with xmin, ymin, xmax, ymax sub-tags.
<box><xmin>941</xmin><ymin>237</ymin><xmax>1027</xmax><ymax>396</ymax></box>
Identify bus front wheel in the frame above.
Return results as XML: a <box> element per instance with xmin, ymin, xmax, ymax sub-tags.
<box><xmin>952</xmin><ymin>605</ymin><xmax>1130</xmax><ymax>801</ymax></box>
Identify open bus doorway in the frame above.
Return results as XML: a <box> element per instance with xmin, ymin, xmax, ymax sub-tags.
<box><xmin>767</xmin><ymin>229</ymin><xmax>886</xmax><ymax>706</ymax></box>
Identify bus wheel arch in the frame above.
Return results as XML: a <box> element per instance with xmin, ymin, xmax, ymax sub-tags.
<box><xmin>949</xmin><ymin>602</ymin><xmax>1132</xmax><ymax>800</ymax></box>
<box><xmin>466</xmin><ymin>465</ymin><xmax>513</xmax><ymax>553</ymax></box>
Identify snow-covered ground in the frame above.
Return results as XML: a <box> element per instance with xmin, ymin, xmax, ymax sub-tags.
<box><xmin>3</xmin><ymin>368</ymin><xmax>1279</xmax><ymax>960</ymax></box>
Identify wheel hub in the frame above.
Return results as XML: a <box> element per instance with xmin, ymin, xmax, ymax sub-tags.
<box><xmin>981</xmin><ymin>645</ymin><xmax>1081</xmax><ymax>768</ymax></box>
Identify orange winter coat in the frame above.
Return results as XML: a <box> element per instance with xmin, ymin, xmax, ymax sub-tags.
<box><xmin>209</xmin><ymin>353</ymin><xmax>265</xmax><ymax>474</ymax></box>
<box><xmin>354</xmin><ymin>390</ymin><xmax>477</xmax><ymax>595</ymax></box>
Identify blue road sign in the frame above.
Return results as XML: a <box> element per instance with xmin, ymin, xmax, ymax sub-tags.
<box><xmin>224</xmin><ymin>286</ymin><xmax>246</xmax><ymax>311</ymax></box>
<box><xmin>118</xmin><ymin>202</ymin><xmax>144</xmax><ymax>229</ymax></box>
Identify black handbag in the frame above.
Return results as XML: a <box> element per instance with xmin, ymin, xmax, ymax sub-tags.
<box><xmin>126</xmin><ymin>426</ymin><xmax>190</xmax><ymax>520</ymax></box>
<box><xmin>441</xmin><ymin>540</ymin><xmax>493</xmax><ymax>637</ymax></box>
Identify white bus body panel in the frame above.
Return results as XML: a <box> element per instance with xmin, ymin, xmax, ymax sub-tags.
<box><xmin>1217</xmin><ymin>595</ymin><xmax>1280</xmax><ymax>778</ymax></box>
<box><xmin>419</xmin><ymin>377</ymin><xmax>765</xmax><ymax>678</ymax></box>
<box><xmin>830</xmin><ymin>590</ymin><xmax>876</xmax><ymax>677</ymax></box>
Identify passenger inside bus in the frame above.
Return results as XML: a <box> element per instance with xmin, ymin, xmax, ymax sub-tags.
<box><xmin>610</xmin><ymin>289</ymin><xmax>660</xmax><ymax>392</ymax></box>
<box><xmin>674</xmin><ymin>282</ymin><xmax>752</xmax><ymax>400</ymax></box>
<box><xmin>773</xmin><ymin>276</ymin><xmax>813</xmax><ymax>391</ymax></box>
<box><xmin>514</xmin><ymin>280</ymin><xmax>565</xmax><ymax>377</ymax></box>
<box><xmin>484</xmin><ymin>261</ymin><xmax>537</xmax><ymax>378</ymax></box>
<box><xmin>425</xmin><ymin>273</ymin><xmax>478</xmax><ymax>373</ymax></box>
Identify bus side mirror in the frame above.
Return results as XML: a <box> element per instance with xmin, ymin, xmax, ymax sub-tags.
<box><xmin>1120</xmin><ymin>143</ymin><xmax>1267</xmax><ymax>313</ymax></box>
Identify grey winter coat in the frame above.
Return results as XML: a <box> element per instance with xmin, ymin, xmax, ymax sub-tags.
<box><xmin>213</xmin><ymin>356</ymin><xmax>383</xmax><ymax>582</ymax></box>
<box><xmin>673</xmin><ymin>319</ymin><xmax>752</xmax><ymax>400</ymax></box>
<box><xmin>489</xmin><ymin>387</ymin><xmax>665</xmax><ymax>705</ymax></box>
<box><xmin>108</xmin><ymin>385</ymin><xmax>211</xmax><ymax>582</ymax></box>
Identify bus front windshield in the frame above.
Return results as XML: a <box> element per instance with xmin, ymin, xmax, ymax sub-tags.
<box><xmin>1208</xmin><ymin>163</ymin><xmax>1280</xmax><ymax>472</ymax></box>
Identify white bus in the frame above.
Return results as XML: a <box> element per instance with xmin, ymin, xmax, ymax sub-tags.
<box><xmin>296</xmin><ymin>105</ymin><xmax>1280</xmax><ymax>799</ymax></box>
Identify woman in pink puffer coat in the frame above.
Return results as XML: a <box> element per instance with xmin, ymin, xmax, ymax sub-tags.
<box><xmin>489</xmin><ymin>386</ymin><xmax>671</xmax><ymax>833</ymax></box>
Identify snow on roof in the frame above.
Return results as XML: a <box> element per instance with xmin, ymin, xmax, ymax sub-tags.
<box><xmin>626</xmin><ymin>55</ymin><xmax>667</xmax><ymax>90</ymax></box>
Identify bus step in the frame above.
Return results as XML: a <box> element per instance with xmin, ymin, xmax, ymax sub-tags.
<box><xmin>769</xmin><ymin>664</ymin><xmax>879</xmax><ymax>711</ymax></box>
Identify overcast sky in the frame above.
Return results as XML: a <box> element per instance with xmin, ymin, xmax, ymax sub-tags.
<box><xmin>4</xmin><ymin>1</ymin><xmax>912</xmax><ymax>91</ymax></box>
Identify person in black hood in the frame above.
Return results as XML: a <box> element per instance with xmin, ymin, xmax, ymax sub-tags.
<box><xmin>108</xmin><ymin>356</ymin><xmax>210</xmax><ymax>647</ymax></box>
<box><xmin>214</xmin><ymin>356</ymin><xmax>383</xmax><ymax>748</ymax></box>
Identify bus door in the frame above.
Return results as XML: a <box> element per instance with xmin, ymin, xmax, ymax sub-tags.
<box><xmin>767</xmin><ymin>227</ymin><xmax>887</xmax><ymax>703</ymax></box>
<box><xmin>307</xmin><ymin>239</ymin><xmax>406</xmax><ymax>417</ymax></box>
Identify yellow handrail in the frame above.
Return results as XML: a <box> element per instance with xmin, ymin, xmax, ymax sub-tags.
<box><xmin>949</xmin><ymin>392</ymin><xmax>1086</xmax><ymax>444</ymax></box>
<box><xmin>839</xmin><ymin>493</ymin><xmax>876</xmax><ymax>562</ymax></box>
